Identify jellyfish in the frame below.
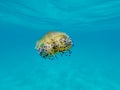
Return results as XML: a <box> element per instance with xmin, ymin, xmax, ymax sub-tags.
<box><xmin>35</xmin><ymin>31</ymin><xmax>73</xmax><ymax>59</ymax></box>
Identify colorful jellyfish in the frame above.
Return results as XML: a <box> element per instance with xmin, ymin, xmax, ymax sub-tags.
<box><xmin>35</xmin><ymin>31</ymin><xmax>73</xmax><ymax>60</ymax></box>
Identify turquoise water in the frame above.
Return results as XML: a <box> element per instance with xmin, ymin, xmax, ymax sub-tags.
<box><xmin>0</xmin><ymin>0</ymin><xmax>120</xmax><ymax>90</ymax></box>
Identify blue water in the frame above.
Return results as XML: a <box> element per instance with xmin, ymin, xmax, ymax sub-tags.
<box><xmin>0</xmin><ymin>0</ymin><xmax>120</xmax><ymax>90</ymax></box>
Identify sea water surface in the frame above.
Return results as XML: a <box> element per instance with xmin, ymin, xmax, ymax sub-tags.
<box><xmin>0</xmin><ymin>0</ymin><xmax>120</xmax><ymax>90</ymax></box>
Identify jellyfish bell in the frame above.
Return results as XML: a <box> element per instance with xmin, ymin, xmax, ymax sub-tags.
<box><xmin>35</xmin><ymin>31</ymin><xmax>73</xmax><ymax>59</ymax></box>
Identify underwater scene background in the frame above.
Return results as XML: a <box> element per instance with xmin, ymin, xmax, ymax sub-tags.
<box><xmin>0</xmin><ymin>0</ymin><xmax>120</xmax><ymax>90</ymax></box>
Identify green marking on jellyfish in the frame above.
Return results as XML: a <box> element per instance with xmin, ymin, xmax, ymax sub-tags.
<box><xmin>40</xmin><ymin>43</ymin><xmax>44</xmax><ymax>47</ymax></box>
